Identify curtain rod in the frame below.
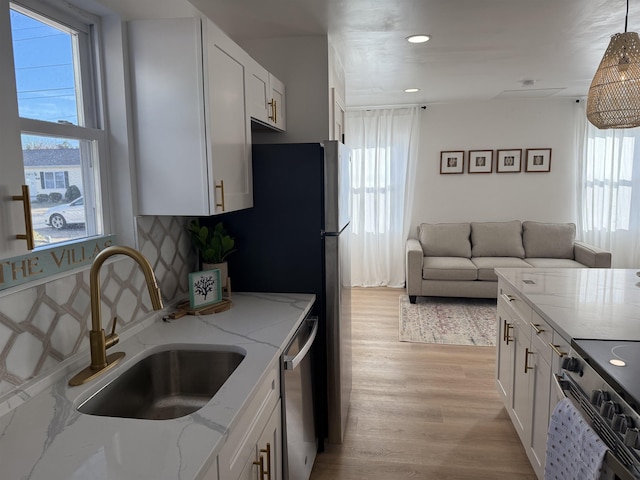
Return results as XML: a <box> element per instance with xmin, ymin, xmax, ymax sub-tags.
<box><xmin>345</xmin><ymin>104</ymin><xmax>427</xmax><ymax>111</ymax></box>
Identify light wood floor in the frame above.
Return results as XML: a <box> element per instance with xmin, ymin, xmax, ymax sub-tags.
<box><xmin>310</xmin><ymin>287</ymin><xmax>537</xmax><ymax>480</ymax></box>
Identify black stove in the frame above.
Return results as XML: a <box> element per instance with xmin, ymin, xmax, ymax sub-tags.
<box><xmin>571</xmin><ymin>339</ymin><xmax>640</xmax><ymax>415</ymax></box>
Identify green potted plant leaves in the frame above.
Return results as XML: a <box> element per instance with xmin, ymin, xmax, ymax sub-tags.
<box><xmin>188</xmin><ymin>219</ymin><xmax>236</xmax><ymax>288</ymax></box>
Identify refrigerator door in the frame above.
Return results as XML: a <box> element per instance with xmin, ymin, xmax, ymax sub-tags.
<box><xmin>323</xmin><ymin>140</ymin><xmax>351</xmax><ymax>234</ymax></box>
<box><xmin>324</xmin><ymin>223</ymin><xmax>352</xmax><ymax>444</ymax></box>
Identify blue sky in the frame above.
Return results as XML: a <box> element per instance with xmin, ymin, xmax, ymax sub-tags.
<box><xmin>10</xmin><ymin>9</ymin><xmax>77</xmax><ymax>125</ymax></box>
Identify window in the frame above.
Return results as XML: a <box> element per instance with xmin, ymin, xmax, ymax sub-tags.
<box><xmin>10</xmin><ymin>1</ymin><xmax>106</xmax><ymax>248</ymax></box>
<box><xmin>41</xmin><ymin>171</ymin><xmax>69</xmax><ymax>189</ymax></box>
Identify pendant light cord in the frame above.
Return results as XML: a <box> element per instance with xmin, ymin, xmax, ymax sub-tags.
<box><xmin>626</xmin><ymin>0</ymin><xmax>629</xmax><ymax>32</ymax></box>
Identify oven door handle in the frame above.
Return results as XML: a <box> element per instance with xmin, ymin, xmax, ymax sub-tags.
<box><xmin>552</xmin><ymin>374</ymin><xmax>638</xmax><ymax>480</ymax></box>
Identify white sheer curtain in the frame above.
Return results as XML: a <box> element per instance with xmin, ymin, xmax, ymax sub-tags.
<box><xmin>345</xmin><ymin>107</ymin><xmax>421</xmax><ymax>287</ymax></box>
<box><xmin>577</xmin><ymin>105</ymin><xmax>640</xmax><ymax>268</ymax></box>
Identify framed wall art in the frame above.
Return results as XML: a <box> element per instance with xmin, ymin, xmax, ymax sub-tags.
<box><xmin>440</xmin><ymin>151</ymin><xmax>464</xmax><ymax>174</ymax></box>
<box><xmin>468</xmin><ymin>150</ymin><xmax>493</xmax><ymax>173</ymax></box>
<box><xmin>496</xmin><ymin>149</ymin><xmax>522</xmax><ymax>173</ymax></box>
<box><xmin>189</xmin><ymin>269</ymin><xmax>222</xmax><ymax>308</ymax></box>
<box><xmin>525</xmin><ymin>148</ymin><xmax>552</xmax><ymax>172</ymax></box>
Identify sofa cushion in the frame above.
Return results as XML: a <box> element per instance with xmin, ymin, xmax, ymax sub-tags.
<box><xmin>523</xmin><ymin>221</ymin><xmax>576</xmax><ymax>259</ymax></box>
<box><xmin>524</xmin><ymin>258</ymin><xmax>584</xmax><ymax>268</ymax></box>
<box><xmin>422</xmin><ymin>256</ymin><xmax>477</xmax><ymax>281</ymax></box>
<box><xmin>419</xmin><ymin>223</ymin><xmax>471</xmax><ymax>258</ymax></box>
<box><xmin>471</xmin><ymin>221</ymin><xmax>525</xmax><ymax>258</ymax></box>
<box><xmin>472</xmin><ymin>257</ymin><xmax>533</xmax><ymax>281</ymax></box>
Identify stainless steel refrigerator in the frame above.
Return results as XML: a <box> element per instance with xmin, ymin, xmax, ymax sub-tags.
<box><xmin>216</xmin><ymin>140</ymin><xmax>352</xmax><ymax>457</ymax></box>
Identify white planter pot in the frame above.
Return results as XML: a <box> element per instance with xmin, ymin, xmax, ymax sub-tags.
<box><xmin>202</xmin><ymin>261</ymin><xmax>228</xmax><ymax>288</ymax></box>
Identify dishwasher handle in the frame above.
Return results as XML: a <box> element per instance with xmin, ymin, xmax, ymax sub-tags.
<box><xmin>284</xmin><ymin>316</ymin><xmax>318</xmax><ymax>371</ymax></box>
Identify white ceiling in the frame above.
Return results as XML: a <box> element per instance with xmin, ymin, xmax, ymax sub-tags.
<box><xmin>100</xmin><ymin>0</ymin><xmax>640</xmax><ymax>108</ymax></box>
<box><xmin>188</xmin><ymin>0</ymin><xmax>639</xmax><ymax>107</ymax></box>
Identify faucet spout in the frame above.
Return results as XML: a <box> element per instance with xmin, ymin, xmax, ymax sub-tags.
<box><xmin>69</xmin><ymin>245</ymin><xmax>164</xmax><ymax>386</ymax></box>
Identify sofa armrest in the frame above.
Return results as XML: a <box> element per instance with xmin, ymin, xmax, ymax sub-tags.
<box><xmin>406</xmin><ymin>239</ymin><xmax>424</xmax><ymax>295</ymax></box>
<box><xmin>574</xmin><ymin>241</ymin><xmax>612</xmax><ymax>268</ymax></box>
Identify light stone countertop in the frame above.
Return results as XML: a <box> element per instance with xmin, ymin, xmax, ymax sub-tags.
<box><xmin>496</xmin><ymin>268</ymin><xmax>640</xmax><ymax>342</ymax></box>
<box><xmin>0</xmin><ymin>292</ymin><xmax>315</xmax><ymax>480</ymax></box>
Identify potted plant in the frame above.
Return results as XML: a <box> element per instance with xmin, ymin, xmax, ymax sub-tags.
<box><xmin>188</xmin><ymin>219</ymin><xmax>236</xmax><ymax>288</ymax></box>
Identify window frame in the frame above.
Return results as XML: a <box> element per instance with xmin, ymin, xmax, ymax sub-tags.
<box><xmin>10</xmin><ymin>0</ymin><xmax>111</xmax><ymax>248</ymax></box>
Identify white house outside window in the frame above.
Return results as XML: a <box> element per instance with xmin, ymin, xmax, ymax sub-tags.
<box><xmin>9</xmin><ymin>1</ymin><xmax>107</xmax><ymax>246</ymax></box>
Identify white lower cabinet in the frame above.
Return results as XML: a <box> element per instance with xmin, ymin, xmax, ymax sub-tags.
<box><xmin>496</xmin><ymin>281</ymin><xmax>566</xmax><ymax>480</ymax></box>
<box><xmin>235</xmin><ymin>401</ymin><xmax>282</xmax><ymax>480</ymax></box>
<box><xmin>218</xmin><ymin>361</ymin><xmax>282</xmax><ymax>480</ymax></box>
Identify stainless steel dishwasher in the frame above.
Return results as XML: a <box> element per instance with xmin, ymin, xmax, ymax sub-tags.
<box><xmin>282</xmin><ymin>315</ymin><xmax>318</xmax><ymax>480</ymax></box>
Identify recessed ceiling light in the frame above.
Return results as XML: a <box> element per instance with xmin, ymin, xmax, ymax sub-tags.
<box><xmin>405</xmin><ymin>88</ymin><xmax>420</xmax><ymax>93</ymax></box>
<box><xmin>406</xmin><ymin>34</ymin><xmax>430</xmax><ymax>44</ymax></box>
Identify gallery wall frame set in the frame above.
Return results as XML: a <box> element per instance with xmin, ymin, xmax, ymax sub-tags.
<box><xmin>440</xmin><ymin>148</ymin><xmax>552</xmax><ymax>174</ymax></box>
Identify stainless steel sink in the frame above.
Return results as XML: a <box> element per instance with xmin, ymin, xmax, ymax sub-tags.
<box><xmin>77</xmin><ymin>348</ymin><xmax>245</xmax><ymax>420</ymax></box>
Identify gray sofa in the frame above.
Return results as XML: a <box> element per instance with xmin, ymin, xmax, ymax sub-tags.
<box><xmin>406</xmin><ymin>220</ymin><xmax>612</xmax><ymax>302</ymax></box>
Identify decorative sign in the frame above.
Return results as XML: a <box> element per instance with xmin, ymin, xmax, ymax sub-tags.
<box><xmin>189</xmin><ymin>269</ymin><xmax>222</xmax><ymax>308</ymax></box>
<box><xmin>0</xmin><ymin>235</ymin><xmax>116</xmax><ymax>291</ymax></box>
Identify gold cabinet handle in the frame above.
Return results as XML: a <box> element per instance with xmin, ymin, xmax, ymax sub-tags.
<box><xmin>549</xmin><ymin>343</ymin><xmax>567</xmax><ymax>358</ymax></box>
<box><xmin>259</xmin><ymin>443</ymin><xmax>272</xmax><ymax>480</ymax></box>
<box><xmin>524</xmin><ymin>348</ymin><xmax>534</xmax><ymax>373</ymax></box>
<box><xmin>530</xmin><ymin>322</ymin><xmax>545</xmax><ymax>335</ymax></box>
<box><xmin>252</xmin><ymin>443</ymin><xmax>271</xmax><ymax>480</ymax></box>
<box><xmin>503</xmin><ymin>319</ymin><xmax>513</xmax><ymax>345</ymax></box>
<box><xmin>215</xmin><ymin>180</ymin><xmax>225</xmax><ymax>212</ymax></box>
<box><xmin>12</xmin><ymin>184</ymin><xmax>34</xmax><ymax>250</ymax></box>
<box><xmin>253</xmin><ymin>453</ymin><xmax>265</xmax><ymax>480</ymax></box>
<box><xmin>500</xmin><ymin>293</ymin><xmax>515</xmax><ymax>303</ymax></box>
<box><xmin>268</xmin><ymin>99</ymin><xmax>277</xmax><ymax>123</ymax></box>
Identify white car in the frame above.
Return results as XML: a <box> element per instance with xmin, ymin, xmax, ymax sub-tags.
<box><xmin>44</xmin><ymin>197</ymin><xmax>86</xmax><ymax>229</ymax></box>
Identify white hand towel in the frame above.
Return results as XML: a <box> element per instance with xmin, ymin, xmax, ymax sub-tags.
<box><xmin>544</xmin><ymin>397</ymin><xmax>609</xmax><ymax>480</ymax></box>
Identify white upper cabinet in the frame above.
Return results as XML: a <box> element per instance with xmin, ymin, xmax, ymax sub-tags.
<box><xmin>247</xmin><ymin>58</ymin><xmax>286</xmax><ymax>131</ymax></box>
<box><xmin>0</xmin><ymin>7</ymin><xmax>31</xmax><ymax>257</ymax></box>
<box><xmin>128</xmin><ymin>17</ymin><xmax>252</xmax><ymax>216</ymax></box>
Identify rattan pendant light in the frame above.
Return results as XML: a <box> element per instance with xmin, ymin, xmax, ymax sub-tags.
<box><xmin>587</xmin><ymin>0</ymin><xmax>640</xmax><ymax>129</ymax></box>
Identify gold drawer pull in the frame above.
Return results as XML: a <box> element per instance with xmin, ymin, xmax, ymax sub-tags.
<box><xmin>549</xmin><ymin>343</ymin><xmax>567</xmax><ymax>358</ymax></box>
<box><xmin>525</xmin><ymin>348</ymin><xmax>534</xmax><ymax>373</ymax></box>
<box><xmin>530</xmin><ymin>322</ymin><xmax>545</xmax><ymax>335</ymax></box>
<box><xmin>12</xmin><ymin>184</ymin><xmax>34</xmax><ymax>250</ymax></box>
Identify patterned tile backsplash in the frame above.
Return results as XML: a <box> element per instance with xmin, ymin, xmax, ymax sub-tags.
<box><xmin>0</xmin><ymin>216</ymin><xmax>194</xmax><ymax>399</ymax></box>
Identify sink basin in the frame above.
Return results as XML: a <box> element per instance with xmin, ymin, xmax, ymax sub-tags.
<box><xmin>77</xmin><ymin>348</ymin><xmax>245</xmax><ymax>420</ymax></box>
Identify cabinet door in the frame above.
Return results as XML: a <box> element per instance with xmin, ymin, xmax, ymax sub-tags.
<box><xmin>206</xmin><ymin>21</ymin><xmax>253</xmax><ymax>213</ymax></box>
<box><xmin>247</xmin><ymin>60</ymin><xmax>270</xmax><ymax>125</ymax></box>
<box><xmin>129</xmin><ymin>18</ymin><xmax>210</xmax><ymax>216</ymax></box>
<box><xmin>268</xmin><ymin>74</ymin><xmax>286</xmax><ymax>131</ymax></box>
<box><xmin>234</xmin><ymin>401</ymin><xmax>282</xmax><ymax>480</ymax></box>
<box><xmin>495</xmin><ymin>305</ymin><xmax>514</xmax><ymax>402</ymax></box>
<box><xmin>0</xmin><ymin>5</ymin><xmax>33</xmax><ymax>257</ymax></box>
<box><xmin>257</xmin><ymin>400</ymin><xmax>282</xmax><ymax>480</ymax></box>
<box><xmin>511</xmin><ymin>318</ymin><xmax>532</xmax><ymax>439</ymax></box>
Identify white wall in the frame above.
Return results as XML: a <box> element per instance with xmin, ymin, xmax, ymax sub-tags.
<box><xmin>409</xmin><ymin>98</ymin><xmax>580</xmax><ymax>236</ymax></box>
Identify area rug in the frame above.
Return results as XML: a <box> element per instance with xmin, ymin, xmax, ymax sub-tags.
<box><xmin>399</xmin><ymin>295</ymin><xmax>497</xmax><ymax>346</ymax></box>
